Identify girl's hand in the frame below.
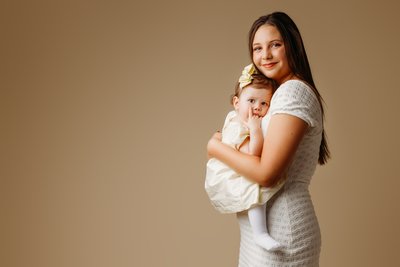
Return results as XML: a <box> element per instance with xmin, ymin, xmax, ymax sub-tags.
<box><xmin>207</xmin><ymin>131</ymin><xmax>222</xmax><ymax>158</ymax></box>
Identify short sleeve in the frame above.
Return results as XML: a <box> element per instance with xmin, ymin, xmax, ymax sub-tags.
<box><xmin>269</xmin><ymin>80</ymin><xmax>321</xmax><ymax>128</ymax></box>
<box><xmin>222</xmin><ymin>110</ymin><xmax>237</xmax><ymax>129</ymax></box>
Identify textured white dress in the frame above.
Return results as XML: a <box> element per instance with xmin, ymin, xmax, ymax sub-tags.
<box><xmin>237</xmin><ymin>80</ymin><xmax>322</xmax><ymax>266</ymax></box>
<box><xmin>205</xmin><ymin>111</ymin><xmax>284</xmax><ymax>214</ymax></box>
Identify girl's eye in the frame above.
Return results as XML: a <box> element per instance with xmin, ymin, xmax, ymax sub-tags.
<box><xmin>271</xmin><ymin>42</ymin><xmax>281</xmax><ymax>48</ymax></box>
<box><xmin>253</xmin><ymin>46</ymin><xmax>262</xmax><ymax>52</ymax></box>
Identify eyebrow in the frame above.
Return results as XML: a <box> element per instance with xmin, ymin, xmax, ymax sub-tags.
<box><xmin>252</xmin><ymin>39</ymin><xmax>282</xmax><ymax>46</ymax></box>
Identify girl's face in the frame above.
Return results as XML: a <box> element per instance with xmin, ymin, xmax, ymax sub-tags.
<box><xmin>233</xmin><ymin>86</ymin><xmax>272</xmax><ymax>123</ymax></box>
<box><xmin>252</xmin><ymin>24</ymin><xmax>292</xmax><ymax>84</ymax></box>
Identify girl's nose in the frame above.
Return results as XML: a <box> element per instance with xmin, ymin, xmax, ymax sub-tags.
<box><xmin>261</xmin><ymin>49</ymin><xmax>267</xmax><ymax>60</ymax></box>
<box><xmin>262</xmin><ymin>48</ymin><xmax>272</xmax><ymax>60</ymax></box>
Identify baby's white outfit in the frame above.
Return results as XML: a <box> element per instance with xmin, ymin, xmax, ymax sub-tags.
<box><xmin>205</xmin><ymin>110</ymin><xmax>284</xmax><ymax>214</ymax></box>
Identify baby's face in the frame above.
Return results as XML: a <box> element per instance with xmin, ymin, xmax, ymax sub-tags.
<box><xmin>233</xmin><ymin>86</ymin><xmax>273</xmax><ymax>122</ymax></box>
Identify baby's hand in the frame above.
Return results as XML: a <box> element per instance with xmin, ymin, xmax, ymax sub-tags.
<box><xmin>247</xmin><ymin>115</ymin><xmax>262</xmax><ymax>131</ymax></box>
<box><xmin>244</xmin><ymin>107</ymin><xmax>262</xmax><ymax>131</ymax></box>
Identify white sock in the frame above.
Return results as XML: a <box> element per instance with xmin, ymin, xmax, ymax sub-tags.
<box><xmin>248</xmin><ymin>204</ymin><xmax>283</xmax><ymax>251</ymax></box>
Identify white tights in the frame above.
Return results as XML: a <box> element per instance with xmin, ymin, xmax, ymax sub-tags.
<box><xmin>247</xmin><ymin>203</ymin><xmax>283</xmax><ymax>251</ymax></box>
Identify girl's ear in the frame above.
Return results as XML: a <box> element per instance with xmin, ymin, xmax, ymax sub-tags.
<box><xmin>233</xmin><ymin>96</ymin><xmax>240</xmax><ymax>110</ymax></box>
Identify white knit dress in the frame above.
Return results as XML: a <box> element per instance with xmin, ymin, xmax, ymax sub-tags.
<box><xmin>237</xmin><ymin>80</ymin><xmax>322</xmax><ymax>266</ymax></box>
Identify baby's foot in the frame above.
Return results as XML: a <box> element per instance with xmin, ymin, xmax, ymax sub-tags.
<box><xmin>254</xmin><ymin>233</ymin><xmax>284</xmax><ymax>251</ymax></box>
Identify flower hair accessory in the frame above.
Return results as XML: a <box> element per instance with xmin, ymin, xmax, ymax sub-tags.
<box><xmin>238</xmin><ymin>64</ymin><xmax>258</xmax><ymax>89</ymax></box>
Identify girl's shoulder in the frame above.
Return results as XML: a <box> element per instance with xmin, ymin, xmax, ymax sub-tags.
<box><xmin>270</xmin><ymin>79</ymin><xmax>321</xmax><ymax>128</ymax></box>
<box><xmin>278</xmin><ymin>79</ymin><xmax>313</xmax><ymax>92</ymax></box>
<box><xmin>273</xmin><ymin>79</ymin><xmax>318</xmax><ymax>103</ymax></box>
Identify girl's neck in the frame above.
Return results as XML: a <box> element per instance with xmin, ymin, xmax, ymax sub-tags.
<box><xmin>277</xmin><ymin>73</ymin><xmax>298</xmax><ymax>85</ymax></box>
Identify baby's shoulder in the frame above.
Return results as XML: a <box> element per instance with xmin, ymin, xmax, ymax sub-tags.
<box><xmin>222</xmin><ymin>110</ymin><xmax>237</xmax><ymax>127</ymax></box>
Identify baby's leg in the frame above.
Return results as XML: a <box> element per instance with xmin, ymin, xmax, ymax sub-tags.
<box><xmin>248</xmin><ymin>203</ymin><xmax>283</xmax><ymax>251</ymax></box>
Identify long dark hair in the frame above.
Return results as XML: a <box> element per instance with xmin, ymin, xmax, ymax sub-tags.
<box><xmin>248</xmin><ymin>12</ymin><xmax>330</xmax><ymax>165</ymax></box>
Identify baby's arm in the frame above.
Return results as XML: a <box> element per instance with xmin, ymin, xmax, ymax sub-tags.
<box><xmin>246</xmin><ymin>115</ymin><xmax>263</xmax><ymax>157</ymax></box>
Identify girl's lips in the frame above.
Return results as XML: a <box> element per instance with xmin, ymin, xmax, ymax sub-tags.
<box><xmin>262</xmin><ymin>63</ymin><xmax>277</xmax><ymax>68</ymax></box>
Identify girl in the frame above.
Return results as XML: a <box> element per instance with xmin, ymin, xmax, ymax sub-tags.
<box><xmin>207</xmin><ymin>12</ymin><xmax>330</xmax><ymax>266</ymax></box>
<box><xmin>205</xmin><ymin>64</ymin><xmax>284</xmax><ymax>251</ymax></box>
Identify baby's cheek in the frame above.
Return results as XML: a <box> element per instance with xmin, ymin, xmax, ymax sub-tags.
<box><xmin>262</xmin><ymin>108</ymin><xmax>269</xmax><ymax>116</ymax></box>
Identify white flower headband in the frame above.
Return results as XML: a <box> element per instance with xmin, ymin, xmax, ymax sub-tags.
<box><xmin>238</xmin><ymin>64</ymin><xmax>258</xmax><ymax>89</ymax></box>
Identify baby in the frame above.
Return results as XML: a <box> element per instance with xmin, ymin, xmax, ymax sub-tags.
<box><xmin>205</xmin><ymin>64</ymin><xmax>285</xmax><ymax>251</ymax></box>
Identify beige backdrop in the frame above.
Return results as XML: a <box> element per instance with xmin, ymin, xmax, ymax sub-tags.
<box><xmin>2</xmin><ymin>0</ymin><xmax>400</xmax><ymax>266</ymax></box>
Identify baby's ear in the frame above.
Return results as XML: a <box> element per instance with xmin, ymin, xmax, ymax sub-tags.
<box><xmin>232</xmin><ymin>96</ymin><xmax>239</xmax><ymax>110</ymax></box>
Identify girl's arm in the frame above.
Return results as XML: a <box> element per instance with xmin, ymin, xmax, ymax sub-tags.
<box><xmin>207</xmin><ymin>114</ymin><xmax>307</xmax><ymax>187</ymax></box>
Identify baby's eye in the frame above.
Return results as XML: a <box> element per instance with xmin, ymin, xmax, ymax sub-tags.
<box><xmin>248</xmin><ymin>99</ymin><xmax>255</xmax><ymax>103</ymax></box>
<box><xmin>261</xmin><ymin>102</ymin><xmax>269</xmax><ymax>106</ymax></box>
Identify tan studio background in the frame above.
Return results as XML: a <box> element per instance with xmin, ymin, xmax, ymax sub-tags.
<box><xmin>1</xmin><ymin>0</ymin><xmax>400</xmax><ymax>266</ymax></box>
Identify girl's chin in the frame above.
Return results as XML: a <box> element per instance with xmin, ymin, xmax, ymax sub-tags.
<box><xmin>259</xmin><ymin>69</ymin><xmax>276</xmax><ymax>79</ymax></box>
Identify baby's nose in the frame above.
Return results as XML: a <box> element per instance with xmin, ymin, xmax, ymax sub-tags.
<box><xmin>253</xmin><ymin>104</ymin><xmax>261</xmax><ymax>110</ymax></box>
